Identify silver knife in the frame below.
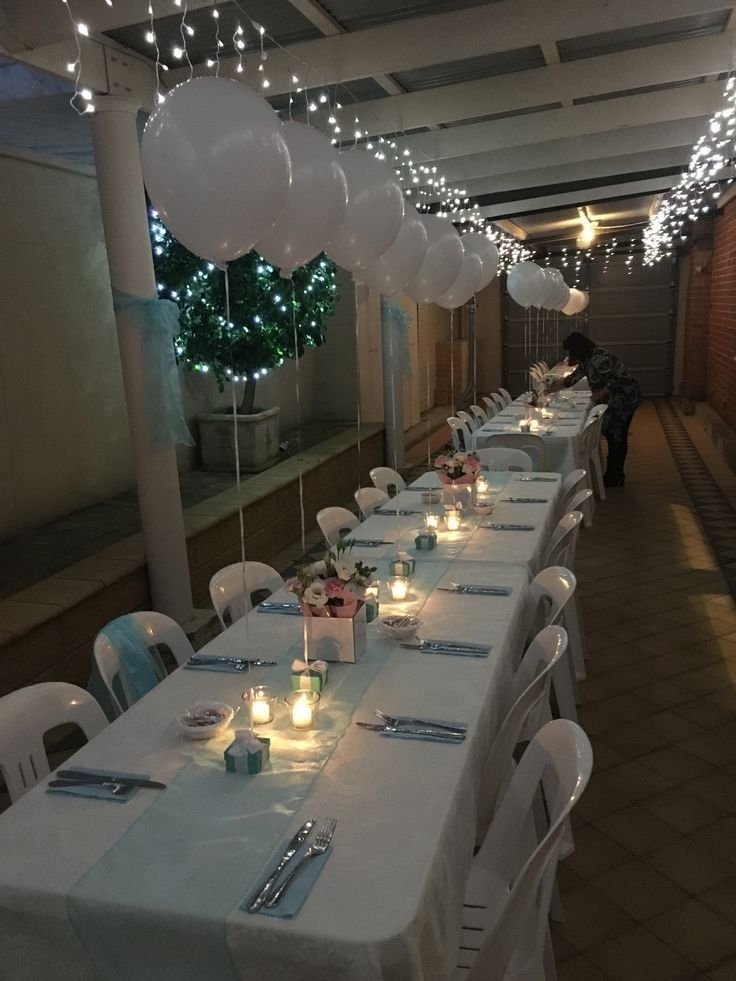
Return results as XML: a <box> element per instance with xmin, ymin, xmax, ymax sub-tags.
<box><xmin>400</xmin><ymin>642</ymin><xmax>490</xmax><ymax>658</ymax></box>
<box><xmin>245</xmin><ymin>819</ymin><xmax>316</xmax><ymax>913</ymax></box>
<box><xmin>188</xmin><ymin>656</ymin><xmax>277</xmax><ymax>667</ymax></box>
<box><xmin>356</xmin><ymin>722</ymin><xmax>465</xmax><ymax>740</ymax></box>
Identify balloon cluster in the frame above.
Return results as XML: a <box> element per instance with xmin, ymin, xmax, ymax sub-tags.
<box><xmin>506</xmin><ymin>261</ymin><xmax>588</xmax><ymax>316</ymax></box>
<box><xmin>142</xmin><ymin>77</ymin><xmax>499</xmax><ymax>308</ymax></box>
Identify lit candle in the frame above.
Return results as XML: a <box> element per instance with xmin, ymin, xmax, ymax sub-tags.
<box><xmin>476</xmin><ymin>476</ymin><xmax>488</xmax><ymax>494</ymax></box>
<box><xmin>445</xmin><ymin>510</ymin><xmax>461</xmax><ymax>531</ymax></box>
<box><xmin>251</xmin><ymin>700</ymin><xmax>271</xmax><ymax>725</ymax></box>
<box><xmin>388</xmin><ymin>576</ymin><xmax>409</xmax><ymax>601</ymax></box>
<box><xmin>245</xmin><ymin>685</ymin><xmax>276</xmax><ymax>725</ymax></box>
<box><xmin>424</xmin><ymin>512</ymin><xmax>441</xmax><ymax>530</ymax></box>
<box><xmin>285</xmin><ymin>690</ymin><xmax>320</xmax><ymax>730</ymax></box>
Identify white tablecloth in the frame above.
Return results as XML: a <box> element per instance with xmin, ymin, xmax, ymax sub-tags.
<box><xmin>0</xmin><ymin>551</ymin><xmax>532</xmax><ymax>980</ymax></box>
<box><xmin>471</xmin><ymin>397</ymin><xmax>589</xmax><ymax>477</ymax></box>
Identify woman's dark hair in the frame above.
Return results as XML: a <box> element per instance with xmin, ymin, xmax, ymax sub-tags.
<box><xmin>563</xmin><ymin>331</ymin><xmax>595</xmax><ymax>362</ymax></box>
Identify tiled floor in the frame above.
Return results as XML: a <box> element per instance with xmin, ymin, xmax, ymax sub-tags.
<box><xmin>555</xmin><ymin>401</ymin><xmax>736</xmax><ymax>980</ymax></box>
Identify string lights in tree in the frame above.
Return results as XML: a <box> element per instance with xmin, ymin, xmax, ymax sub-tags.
<box><xmin>150</xmin><ymin>213</ymin><xmax>338</xmax><ymax>412</ymax></box>
<box><xmin>644</xmin><ymin>74</ymin><xmax>736</xmax><ymax>265</ymax></box>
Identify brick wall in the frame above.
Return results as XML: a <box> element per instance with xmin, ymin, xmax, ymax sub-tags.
<box><xmin>681</xmin><ymin>250</ymin><xmax>711</xmax><ymax>400</ymax></box>
<box><xmin>706</xmin><ymin>200</ymin><xmax>736</xmax><ymax>427</ymax></box>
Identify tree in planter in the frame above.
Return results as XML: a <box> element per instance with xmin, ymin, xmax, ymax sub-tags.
<box><xmin>150</xmin><ymin>212</ymin><xmax>339</xmax><ymax>414</ymax></box>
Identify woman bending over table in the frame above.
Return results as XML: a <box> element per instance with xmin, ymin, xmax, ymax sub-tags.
<box><xmin>547</xmin><ymin>331</ymin><xmax>641</xmax><ymax>487</ymax></box>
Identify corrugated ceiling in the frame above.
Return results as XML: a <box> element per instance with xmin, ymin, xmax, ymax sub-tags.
<box><xmin>394</xmin><ymin>46</ymin><xmax>546</xmax><ymax>93</ymax></box>
<box><xmin>321</xmin><ymin>0</ymin><xmax>494</xmax><ymax>32</ymax></box>
<box><xmin>574</xmin><ymin>77</ymin><xmax>708</xmax><ymax>106</ymax></box>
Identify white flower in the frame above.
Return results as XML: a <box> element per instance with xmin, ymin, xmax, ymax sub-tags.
<box><xmin>304</xmin><ymin>582</ymin><xmax>328</xmax><ymax>607</ymax></box>
<box><xmin>333</xmin><ymin>559</ymin><xmax>355</xmax><ymax>581</ymax></box>
<box><xmin>345</xmin><ymin>580</ymin><xmax>366</xmax><ymax>598</ymax></box>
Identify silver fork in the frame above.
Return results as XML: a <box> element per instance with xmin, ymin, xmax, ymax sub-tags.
<box><xmin>375</xmin><ymin>709</ymin><xmax>466</xmax><ymax>734</ymax></box>
<box><xmin>265</xmin><ymin>818</ymin><xmax>337</xmax><ymax>907</ymax></box>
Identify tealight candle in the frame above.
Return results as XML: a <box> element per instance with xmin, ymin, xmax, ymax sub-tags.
<box><xmin>445</xmin><ymin>510</ymin><xmax>461</xmax><ymax>531</ymax></box>
<box><xmin>476</xmin><ymin>476</ymin><xmax>489</xmax><ymax>494</ymax></box>
<box><xmin>424</xmin><ymin>512</ymin><xmax>441</xmax><ymax>531</ymax></box>
<box><xmin>285</xmin><ymin>690</ymin><xmax>320</xmax><ymax>730</ymax></box>
<box><xmin>388</xmin><ymin>576</ymin><xmax>409</xmax><ymax>601</ymax></box>
<box><xmin>245</xmin><ymin>685</ymin><xmax>276</xmax><ymax>726</ymax></box>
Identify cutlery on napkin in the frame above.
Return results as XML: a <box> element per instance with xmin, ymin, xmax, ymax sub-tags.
<box><xmin>264</xmin><ymin>818</ymin><xmax>337</xmax><ymax>911</ymax></box>
<box><xmin>348</xmin><ymin>539</ymin><xmax>395</xmax><ymax>547</ymax></box>
<box><xmin>56</xmin><ymin>769</ymin><xmax>166</xmax><ymax>789</ymax></box>
<box><xmin>373</xmin><ymin>508</ymin><xmax>421</xmax><ymax>516</ymax></box>
<box><xmin>438</xmin><ymin>583</ymin><xmax>512</xmax><ymax>595</ymax></box>
<box><xmin>357</xmin><ymin>722</ymin><xmax>465</xmax><ymax>742</ymax></box>
<box><xmin>258</xmin><ymin>602</ymin><xmax>301</xmax><ymax>615</ymax></box>
<box><xmin>400</xmin><ymin>638</ymin><xmax>490</xmax><ymax>657</ymax></box>
<box><xmin>244</xmin><ymin>818</ymin><xmax>316</xmax><ymax>913</ymax></box>
<box><xmin>375</xmin><ymin>709</ymin><xmax>467</xmax><ymax>733</ymax></box>
<box><xmin>501</xmin><ymin>497</ymin><xmax>547</xmax><ymax>504</ymax></box>
<box><xmin>187</xmin><ymin>655</ymin><xmax>277</xmax><ymax>668</ymax></box>
<box><xmin>485</xmin><ymin>523</ymin><xmax>536</xmax><ymax>531</ymax></box>
<box><xmin>517</xmin><ymin>476</ymin><xmax>557</xmax><ymax>482</ymax></box>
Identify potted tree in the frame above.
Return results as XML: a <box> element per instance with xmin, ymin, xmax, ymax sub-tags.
<box><xmin>150</xmin><ymin>214</ymin><xmax>338</xmax><ymax>472</ymax></box>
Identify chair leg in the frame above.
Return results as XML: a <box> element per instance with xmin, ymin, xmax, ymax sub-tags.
<box><xmin>590</xmin><ymin>449</ymin><xmax>606</xmax><ymax>501</ymax></box>
<box><xmin>565</xmin><ymin>598</ymin><xmax>587</xmax><ymax>682</ymax></box>
<box><xmin>549</xmin><ymin>879</ymin><xmax>565</xmax><ymax>923</ymax></box>
<box><xmin>551</xmin><ymin>653</ymin><xmax>578</xmax><ymax>722</ymax></box>
<box><xmin>543</xmin><ymin>924</ymin><xmax>559</xmax><ymax>980</ymax></box>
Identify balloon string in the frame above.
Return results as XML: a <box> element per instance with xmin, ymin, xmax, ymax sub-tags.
<box><xmin>450</xmin><ymin>309</ymin><xmax>455</xmax><ymax>417</ymax></box>
<box><xmin>425</xmin><ymin>325</ymin><xmax>432</xmax><ymax>473</ymax></box>
<box><xmin>226</xmin><ymin>266</ymin><xmax>249</xmax><ymax>651</ymax></box>
<box><xmin>353</xmin><ymin>280</ymin><xmax>362</xmax><ymax>501</ymax></box>
<box><xmin>290</xmin><ymin>279</ymin><xmax>306</xmax><ymax>559</ymax></box>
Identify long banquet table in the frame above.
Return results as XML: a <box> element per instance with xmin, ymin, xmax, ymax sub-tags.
<box><xmin>0</xmin><ymin>472</ymin><xmax>560</xmax><ymax>981</ymax></box>
<box><xmin>471</xmin><ymin>394</ymin><xmax>591</xmax><ymax>477</ymax></box>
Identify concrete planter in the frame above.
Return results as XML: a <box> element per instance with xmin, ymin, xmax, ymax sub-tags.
<box><xmin>198</xmin><ymin>406</ymin><xmax>280</xmax><ymax>473</ymax></box>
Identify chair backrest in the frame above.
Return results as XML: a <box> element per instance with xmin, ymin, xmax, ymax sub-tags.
<box><xmin>587</xmin><ymin>403</ymin><xmax>607</xmax><ymax>422</ymax></box>
<box><xmin>470</xmin><ymin>404</ymin><xmax>489</xmax><ymax>426</ymax></box>
<box><xmin>481</xmin><ymin>396</ymin><xmax>499</xmax><ymax>419</ymax></box>
<box><xmin>447</xmin><ymin>416</ymin><xmax>472</xmax><ymax>452</ymax></box>
<box><xmin>475</xmin><ymin>447</ymin><xmax>533</xmax><ymax>472</ymax></box>
<box><xmin>93</xmin><ymin>611</ymin><xmax>194</xmax><ymax>717</ymax></box>
<box><xmin>354</xmin><ymin>486</ymin><xmax>389</xmax><ymax>519</ymax></box>
<box><xmin>538</xmin><ymin>361</ymin><xmax>549</xmax><ymax>373</ymax></box>
<box><xmin>0</xmin><ymin>682</ymin><xmax>108</xmax><ymax>802</ymax></box>
<box><xmin>457</xmin><ymin>409</ymin><xmax>479</xmax><ymax>432</ymax></box>
<box><xmin>477</xmin><ymin>626</ymin><xmax>568</xmax><ymax>833</ymax></box>
<box><xmin>557</xmin><ymin>468</ymin><xmax>587</xmax><ymax>517</ymax></box>
<box><xmin>209</xmin><ymin>561</ymin><xmax>285</xmax><ymax>628</ymax></box>
<box><xmin>582</xmin><ymin>407</ymin><xmax>606</xmax><ymax>457</ymax></box>
<box><xmin>498</xmin><ymin>388</ymin><xmax>513</xmax><ymax>405</ymax></box>
<box><xmin>369</xmin><ymin>466</ymin><xmax>406</xmax><ymax>496</ymax></box>
<box><xmin>469</xmin><ymin>719</ymin><xmax>593</xmax><ymax>981</ymax></box>
<box><xmin>568</xmin><ymin>488</ymin><xmax>594</xmax><ymax>515</ymax></box>
<box><xmin>543</xmin><ymin>511</ymin><xmax>583</xmax><ymax>570</ymax></box>
<box><xmin>316</xmin><ymin>506</ymin><xmax>360</xmax><ymax>547</ymax></box>
<box><xmin>525</xmin><ymin>565</ymin><xmax>576</xmax><ymax>639</ymax></box>
<box><xmin>490</xmin><ymin>393</ymin><xmax>506</xmax><ymax>412</ymax></box>
<box><xmin>476</xmin><ymin>433</ymin><xmax>546</xmax><ymax>471</ymax></box>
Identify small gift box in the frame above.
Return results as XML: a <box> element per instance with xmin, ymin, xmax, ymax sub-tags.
<box><xmin>389</xmin><ymin>551</ymin><xmax>415</xmax><ymax>577</ymax></box>
<box><xmin>224</xmin><ymin>729</ymin><xmax>270</xmax><ymax>775</ymax></box>
<box><xmin>415</xmin><ymin>532</ymin><xmax>437</xmax><ymax>551</ymax></box>
<box><xmin>291</xmin><ymin>658</ymin><xmax>328</xmax><ymax>693</ymax></box>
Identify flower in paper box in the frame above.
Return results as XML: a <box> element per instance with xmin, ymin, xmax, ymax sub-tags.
<box><xmin>286</xmin><ymin>540</ymin><xmax>376</xmax><ymax>618</ymax></box>
<box><xmin>434</xmin><ymin>450</ymin><xmax>481</xmax><ymax>484</ymax></box>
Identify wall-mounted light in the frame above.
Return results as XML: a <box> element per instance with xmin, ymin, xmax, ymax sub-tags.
<box><xmin>577</xmin><ymin>207</ymin><xmax>598</xmax><ymax>248</ymax></box>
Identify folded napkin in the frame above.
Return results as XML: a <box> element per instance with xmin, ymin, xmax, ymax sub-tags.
<box><xmin>251</xmin><ymin>846</ymin><xmax>333</xmax><ymax>918</ymax></box>
<box><xmin>185</xmin><ymin>660</ymin><xmax>262</xmax><ymax>674</ymax></box>
<box><xmin>47</xmin><ymin>766</ymin><xmax>145</xmax><ymax>803</ymax></box>
<box><xmin>447</xmin><ymin>584</ymin><xmax>512</xmax><ymax>596</ymax></box>
<box><xmin>423</xmin><ymin>638</ymin><xmax>491</xmax><ymax>653</ymax></box>
<box><xmin>420</xmin><ymin>646</ymin><xmax>489</xmax><ymax>658</ymax></box>
<box><xmin>373</xmin><ymin>509</ymin><xmax>421</xmax><ymax>516</ymax></box>
<box><xmin>380</xmin><ymin>729</ymin><xmax>465</xmax><ymax>743</ymax></box>
<box><xmin>487</xmin><ymin>523</ymin><xmax>535</xmax><ymax>531</ymax></box>
<box><xmin>348</xmin><ymin>539</ymin><xmax>394</xmax><ymax>547</ymax></box>
<box><xmin>258</xmin><ymin>603</ymin><xmax>301</xmax><ymax>616</ymax></box>
<box><xmin>502</xmin><ymin>497</ymin><xmax>547</xmax><ymax>503</ymax></box>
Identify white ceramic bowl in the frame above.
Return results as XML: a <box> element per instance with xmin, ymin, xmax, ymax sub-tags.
<box><xmin>473</xmin><ymin>503</ymin><xmax>494</xmax><ymax>516</ymax></box>
<box><xmin>421</xmin><ymin>491</ymin><xmax>442</xmax><ymax>505</ymax></box>
<box><xmin>176</xmin><ymin>701</ymin><xmax>234</xmax><ymax>740</ymax></box>
<box><xmin>382</xmin><ymin>615</ymin><xmax>421</xmax><ymax>640</ymax></box>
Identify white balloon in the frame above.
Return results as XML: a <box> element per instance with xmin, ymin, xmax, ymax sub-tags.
<box><xmin>142</xmin><ymin>77</ymin><xmax>291</xmax><ymax>264</ymax></box>
<box><xmin>361</xmin><ymin>203</ymin><xmax>428</xmax><ymax>295</ymax></box>
<box><xmin>405</xmin><ymin>215</ymin><xmax>463</xmax><ymax>304</ymax></box>
<box><xmin>256</xmin><ymin>122</ymin><xmax>347</xmax><ymax>276</ymax></box>
<box><xmin>562</xmin><ymin>289</ymin><xmax>585</xmax><ymax>315</ymax></box>
<box><xmin>507</xmin><ymin>261</ymin><xmax>545</xmax><ymax>308</ymax></box>
<box><xmin>534</xmin><ymin>268</ymin><xmax>561</xmax><ymax>310</ymax></box>
<box><xmin>436</xmin><ymin>251</ymin><xmax>484</xmax><ymax>309</ymax></box>
<box><xmin>326</xmin><ymin>151</ymin><xmax>404</xmax><ymax>272</ymax></box>
<box><xmin>556</xmin><ymin>284</ymin><xmax>571</xmax><ymax>312</ymax></box>
<box><xmin>460</xmin><ymin>232</ymin><xmax>499</xmax><ymax>290</ymax></box>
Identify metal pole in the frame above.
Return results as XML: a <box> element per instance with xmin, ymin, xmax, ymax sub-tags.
<box><xmin>380</xmin><ymin>301</ymin><xmax>405</xmax><ymax>471</ymax></box>
<box><xmin>91</xmin><ymin>96</ymin><xmax>193</xmax><ymax>622</ymax></box>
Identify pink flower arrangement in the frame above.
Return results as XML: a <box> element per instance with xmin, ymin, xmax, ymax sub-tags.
<box><xmin>286</xmin><ymin>541</ymin><xmax>376</xmax><ymax>618</ymax></box>
<box><xmin>434</xmin><ymin>451</ymin><xmax>482</xmax><ymax>484</ymax></box>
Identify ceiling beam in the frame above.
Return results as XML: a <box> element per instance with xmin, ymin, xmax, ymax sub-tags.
<box><xmin>392</xmin><ymin>81</ymin><xmax>725</xmax><ymax>162</ymax></box>
<box><xmin>313</xmin><ymin>33</ymin><xmax>736</xmax><ymax>136</ymax></box>
<box><xmin>427</xmin><ymin>118</ymin><xmax>706</xmax><ymax>185</ymax></box>
<box><xmin>169</xmin><ymin>0</ymin><xmax>736</xmax><ymax>93</ymax></box>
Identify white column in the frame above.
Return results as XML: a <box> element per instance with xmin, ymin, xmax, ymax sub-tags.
<box><xmin>91</xmin><ymin>96</ymin><xmax>193</xmax><ymax>623</ymax></box>
<box><xmin>380</xmin><ymin>301</ymin><xmax>406</xmax><ymax>471</ymax></box>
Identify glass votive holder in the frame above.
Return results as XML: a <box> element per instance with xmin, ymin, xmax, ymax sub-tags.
<box><xmin>285</xmin><ymin>690</ymin><xmax>320</xmax><ymax>730</ymax></box>
<box><xmin>388</xmin><ymin>576</ymin><xmax>409</xmax><ymax>601</ymax></box>
<box><xmin>243</xmin><ymin>685</ymin><xmax>277</xmax><ymax>726</ymax></box>
<box><xmin>476</xmin><ymin>476</ymin><xmax>489</xmax><ymax>495</ymax></box>
<box><xmin>445</xmin><ymin>510</ymin><xmax>462</xmax><ymax>532</ymax></box>
<box><xmin>424</xmin><ymin>512</ymin><xmax>441</xmax><ymax>531</ymax></box>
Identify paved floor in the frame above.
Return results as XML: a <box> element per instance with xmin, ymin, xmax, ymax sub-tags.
<box><xmin>555</xmin><ymin>401</ymin><xmax>736</xmax><ymax>980</ymax></box>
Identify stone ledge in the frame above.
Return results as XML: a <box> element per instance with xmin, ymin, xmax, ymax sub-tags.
<box><xmin>0</xmin><ymin>424</ymin><xmax>384</xmax><ymax>695</ymax></box>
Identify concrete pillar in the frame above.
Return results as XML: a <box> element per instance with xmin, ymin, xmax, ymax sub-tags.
<box><xmin>91</xmin><ymin>96</ymin><xmax>193</xmax><ymax>623</ymax></box>
<box><xmin>381</xmin><ymin>300</ymin><xmax>406</xmax><ymax>471</ymax></box>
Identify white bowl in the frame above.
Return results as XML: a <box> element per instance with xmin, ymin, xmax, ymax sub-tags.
<box><xmin>421</xmin><ymin>491</ymin><xmax>442</xmax><ymax>505</ymax></box>
<box><xmin>473</xmin><ymin>503</ymin><xmax>494</xmax><ymax>516</ymax></box>
<box><xmin>176</xmin><ymin>701</ymin><xmax>234</xmax><ymax>740</ymax></box>
<box><xmin>381</xmin><ymin>615</ymin><xmax>421</xmax><ymax>640</ymax></box>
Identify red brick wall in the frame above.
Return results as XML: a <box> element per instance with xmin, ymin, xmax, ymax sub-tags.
<box><xmin>681</xmin><ymin>252</ymin><xmax>711</xmax><ymax>400</ymax></box>
<box><xmin>706</xmin><ymin>200</ymin><xmax>736</xmax><ymax>427</ymax></box>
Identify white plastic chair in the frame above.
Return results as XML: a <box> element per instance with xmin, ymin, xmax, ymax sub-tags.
<box><xmin>354</xmin><ymin>486</ymin><xmax>389</xmax><ymax>519</ymax></box>
<box><xmin>209</xmin><ymin>561</ymin><xmax>285</xmax><ymax>629</ymax></box>
<box><xmin>458</xmin><ymin>409</ymin><xmax>479</xmax><ymax>433</ymax></box>
<box><xmin>524</xmin><ymin>566</ymin><xmax>581</xmax><ymax>719</ymax></box>
<box><xmin>543</xmin><ymin>512</ymin><xmax>583</xmax><ymax>570</ymax></box>
<box><xmin>476</xmin><ymin>447</ymin><xmax>533</xmax><ymax>472</ymax></box>
<box><xmin>582</xmin><ymin>404</ymin><xmax>607</xmax><ymax>500</ymax></box>
<box><xmin>498</xmin><ymin>388</ymin><xmax>513</xmax><ymax>406</ymax></box>
<box><xmin>316</xmin><ymin>505</ymin><xmax>360</xmax><ymax>547</ymax></box>
<box><xmin>557</xmin><ymin>468</ymin><xmax>588</xmax><ymax>523</ymax></box>
<box><xmin>0</xmin><ymin>682</ymin><xmax>108</xmax><ymax>802</ymax></box>
<box><xmin>490</xmin><ymin>393</ymin><xmax>506</xmax><ymax>412</ymax></box>
<box><xmin>476</xmin><ymin>626</ymin><xmax>567</xmax><ymax>838</ymax></box>
<box><xmin>369</xmin><ymin>466</ymin><xmax>406</xmax><ymax>497</ymax></box>
<box><xmin>475</xmin><ymin>433</ymin><xmax>546</xmax><ymax>471</ymax></box>
<box><xmin>94</xmin><ymin>611</ymin><xmax>194</xmax><ymax>718</ymax></box>
<box><xmin>447</xmin><ymin>416</ymin><xmax>473</xmax><ymax>452</ymax></box>
<box><xmin>470</xmin><ymin>404</ymin><xmax>489</xmax><ymax>426</ymax></box>
<box><xmin>568</xmin><ymin>487</ymin><xmax>595</xmax><ymax>529</ymax></box>
<box><xmin>481</xmin><ymin>396</ymin><xmax>499</xmax><ymax>419</ymax></box>
<box><xmin>456</xmin><ymin>720</ymin><xmax>593</xmax><ymax>981</ymax></box>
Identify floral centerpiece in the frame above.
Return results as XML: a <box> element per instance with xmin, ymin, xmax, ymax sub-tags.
<box><xmin>434</xmin><ymin>450</ymin><xmax>482</xmax><ymax>486</ymax></box>
<box><xmin>286</xmin><ymin>541</ymin><xmax>376</xmax><ymax>618</ymax></box>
